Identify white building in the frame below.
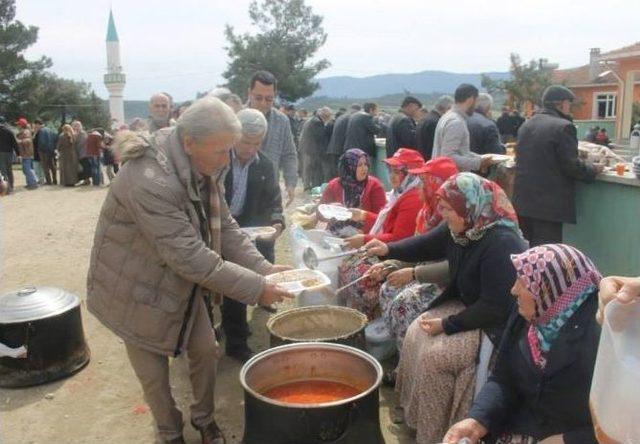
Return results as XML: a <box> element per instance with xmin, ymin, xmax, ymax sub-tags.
<box><xmin>103</xmin><ymin>10</ymin><xmax>126</xmax><ymax>127</ymax></box>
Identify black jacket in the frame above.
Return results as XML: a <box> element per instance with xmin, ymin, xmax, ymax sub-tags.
<box><xmin>468</xmin><ymin>112</ymin><xmax>505</xmax><ymax>155</ymax></box>
<box><xmin>513</xmin><ymin>108</ymin><xmax>598</xmax><ymax>224</ymax></box>
<box><xmin>496</xmin><ymin>112</ymin><xmax>517</xmax><ymax>137</ymax></box>
<box><xmin>386</xmin><ymin>224</ymin><xmax>527</xmax><ymax>344</ymax></box>
<box><xmin>344</xmin><ymin>111</ymin><xmax>380</xmax><ymax>157</ymax></box>
<box><xmin>416</xmin><ymin>110</ymin><xmax>440</xmax><ymax>160</ymax></box>
<box><xmin>224</xmin><ymin>151</ymin><xmax>284</xmax><ymax>228</ymax></box>
<box><xmin>385</xmin><ymin>111</ymin><xmax>417</xmax><ymax>157</ymax></box>
<box><xmin>0</xmin><ymin>124</ymin><xmax>19</xmax><ymax>155</ymax></box>
<box><xmin>470</xmin><ymin>293</ymin><xmax>600</xmax><ymax>444</ymax></box>
<box><xmin>327</xmin><ymin>113</ymin><xmax>350</xmax><ymax>156</ymax></box>
<box><xmin>299</xmin><ymin>115</ymin><xmax>328</xmax><ymax>158</ymax></box>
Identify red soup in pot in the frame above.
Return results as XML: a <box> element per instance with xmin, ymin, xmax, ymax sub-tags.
<box><xmin>263</xmin><ymin>380</ymin><xmax>361</xmax><ymax>404</ymax></box>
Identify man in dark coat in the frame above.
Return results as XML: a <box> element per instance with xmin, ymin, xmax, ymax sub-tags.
<box><xmin>344</xmin><ymin>102</ymin><xmax>381</xmax><ymax>157</ymax></box>
<box><xmin>223</xmin><ymin>109</ymin><xmax>285</xmax><ymax>362</ymax></box>
<box><xmin>0</xmin><ymin>116</ymin><xmax>19</xmax><ymax>193</ymax></box>
<box><xmin>326</xmin><ymin>104</ymin><xmax>360</xmax><ymax>177</ymax></box>
<box><xmin>513</xmin><ymin>85</ymin><xmax>603</xmax><ymax>246</ymax></box>
<box><xmin>496</xmin><ymin>107</ymin><xmax>517</xmax><ymax>143</ymax></box>
<box><xmin>468</xmin><ymin>93</ymin><xmax>505</xmax><ymax>155</ymax></box>
<box><xmin>416</xmin><ymin>95</ymin><xmax>453</xmax><ymax>160</ymax></box>
<box><xmin>299</xmin><ymin>107</ymin><xmax>332</xmax><ymax>190</ymax></box>
<box><xmin>385</xmin><ymin>96</ymin><xmax>422</xmax><ymax>157</ymax></box>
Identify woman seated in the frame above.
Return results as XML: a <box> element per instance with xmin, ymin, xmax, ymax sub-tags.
<box><xmin>365</xmin><ymin>172</ymin><xmax>527</xmax><ymax>443</ymax></box>
<box><xmin>320</xmin><ymin>148</ymin><xmax>386</xmax><ymax>236</ymax></box>
<box><xmin>369</xmin><ymin>157</ymin><xmax>458</xmax><ymax>348</ymax></box>
<box><xmin>444</xmin><ymin>244</ymin><xmax>602</xmax><ymax>444</ymax></box>
<box><xmin>338</xmin><ymin>148</ymin><xmax>425</xmax><ymax>319</ymax></box>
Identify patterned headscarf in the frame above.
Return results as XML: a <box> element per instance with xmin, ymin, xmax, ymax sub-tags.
<box><xmin>414</xmin><ymin>158</ymin><xmax>458</xmax><ymax>234</ymax></box>
<box><xmin>511</xmin><ymin>244</ymin><xmax>602</xmax><ymax>369</ymax></box>
<box><xmin>436</xmin><ymin>172</ymin><xmax>521</xmax><ymax>245</ymax></box>
<box><xmin>338</xmin><ymin>148</ymin><xmax>369</xmax><ymax>208</ymax></box>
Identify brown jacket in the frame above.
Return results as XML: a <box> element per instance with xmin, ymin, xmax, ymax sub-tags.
<box><xmin>16</xmin><ymin>128</ymin><xmax>34</xmax><ymax>158</ymax></box>
<box><xmin>87</xmin><ymin>128</ymin><xmax>272</xmax><ymax>356</ymax></box>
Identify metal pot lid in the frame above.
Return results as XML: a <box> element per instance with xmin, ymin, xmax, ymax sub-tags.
<box><xmin>0</xmin><ymin>286</ymin><xmax>80</xmax><ymax>324</ymax></box>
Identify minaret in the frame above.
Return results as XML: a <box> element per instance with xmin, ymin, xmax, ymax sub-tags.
<box><xmin>104</xmin><ymin>9</ymin><xmax>126</xmax><ymax>127</ymax></box>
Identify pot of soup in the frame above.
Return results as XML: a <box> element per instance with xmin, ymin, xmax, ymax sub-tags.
<box><xmin>267</xmin><ymin>306</ymin><xmax>367</xmax><ymax>349</ymax></box>
<box><xmin>240</xmin><ymin>342</ymin><xmax>384</xmax><ymax>444</ymax></box>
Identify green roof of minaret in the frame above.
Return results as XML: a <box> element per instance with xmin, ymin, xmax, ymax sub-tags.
<box><xmin>106</xmin><ymin>10</ymin><xmax>119</xmax><ymax>42</ymax></box>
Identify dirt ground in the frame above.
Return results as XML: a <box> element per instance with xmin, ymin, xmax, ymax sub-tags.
<box><xmin>0</xmin><ymin>171</ymin><xmax>413</xmax><ymax>444</ymax></box>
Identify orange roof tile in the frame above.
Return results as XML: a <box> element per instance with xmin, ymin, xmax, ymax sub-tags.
<box><xmin>552</xmin><ymin>65</ymin><xmax>617</xmax><ymax>86</ymax></box>
<box><xmin>600</xmin><ymin>42</ymin><xmax>640</xmax><ymax>60</ymax></box>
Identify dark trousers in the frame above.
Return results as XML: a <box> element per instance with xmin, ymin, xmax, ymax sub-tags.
<box><xmin>221</xmin><ymin>238</ymin><xmax>275</xmax><ymax>349</ymax></box>
<box><xmin>79</xmin><ymin>158</ymin><xmax>92</xmax><ymax>181</ymax></box>
<box><xmin>519</xmin><ymin>216</ymin><xmax>563</xmax><ymax>247</ymax></box>
<box><xmin>322</xmin><ymin>154</ymin><xmax>338</xmax><ymax>183</ymax></box>
<box><xmin>0</xmin><ymin>152</ymin><xmax>14</xmax><ymax>191</ymax></box>
<box><xmin>39</xmin><ymin>150</ymin><xmax>57</xmax><ymax>184</ymax></box>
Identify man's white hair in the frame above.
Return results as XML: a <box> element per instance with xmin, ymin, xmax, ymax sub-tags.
<box><xmin>236</xmin><ymin>108</ymin><xmax>268</xmax><ymax>138</ymax></box>
<box><xmin>176</xmin><ymin>96</ymin><xmax>241</xmax><ymax>140</ymax></box>
<box><xmin>476</xmin><ymin>93</ymin><xmax>494</xmax><ymax>113</ymax></box>
<box><xmin>317</xmin><ymin>106</ymin><xmax>332</xmax><ymax>119</ymax></box>
<box><xmin>208</xmin><ymin>87</ymin><xmax>232</xmax><ymax>99</ymax></box>
<box><xmin>434</xmin><ymin>95</ymin><xmax>454</xmax><ymax>113</ymax></box>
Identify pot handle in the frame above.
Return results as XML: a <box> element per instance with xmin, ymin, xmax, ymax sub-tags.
<box><xmin>0</xmin><ymin>342</ymin><xmax>27</xmax><ymax>358</ymax></box>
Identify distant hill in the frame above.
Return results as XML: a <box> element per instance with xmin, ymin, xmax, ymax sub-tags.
<box><xmin>314</xmin><ymin>70</ymin><xmax>509</xmax><ymax>98</ymax></box>
<box><xmin>124</xmin><ymin>101</ymin><xmax>148</xmax><ymax>122</ymax></box>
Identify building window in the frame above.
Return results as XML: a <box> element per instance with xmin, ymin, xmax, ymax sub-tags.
<box><xmin>595</xmin><ymin>93</ymin><xmax>616</xmax><ymax>119</ymax></box>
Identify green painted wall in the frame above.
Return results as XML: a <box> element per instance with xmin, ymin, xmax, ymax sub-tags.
<box><xmin>564</xmin><ymin>180</ymin><xmax>640</xmax><ymax>276</ymax></box>
<box><xmin>574</xmin><ymin>120</ymin><xmax>616</xmax><ymax>140</ymax></box>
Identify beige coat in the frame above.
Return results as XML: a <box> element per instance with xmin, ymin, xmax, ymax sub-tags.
<box><xmin>87</xmin><ymin>128</ymin><xmax>272</xmax><ymax>356</ymax></box>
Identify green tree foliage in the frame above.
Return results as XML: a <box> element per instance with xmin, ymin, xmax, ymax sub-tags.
<box><xmin>223</xmin><ymin>0</ymin><xmax>330</xmax><ymax>102</ymax></box>
<box><xmin>0</xmin><ymin>0</ymin><xmax>109</xmax><ymax>128</ymax></box>
<box><xmin>481</xmin><ymin>53</ymin><xmax>554</xmax><ymax>110</ymax></box>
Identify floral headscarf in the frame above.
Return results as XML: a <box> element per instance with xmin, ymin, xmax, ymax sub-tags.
<box><xmin>338</xmin><ymin>148</ymin><xmax>369</xmax><ymax>208</ymax></box>
<box><xmin>511</xmin><ymin>244</ymin><xmax>602</xmax><ymax>369</ymax></box>
<box><xmin>414</xmin><ymin>158</ymin><xmax>458</xmax><ymax>234</ymax></box>
<box><xmin>436</xmin><ymin>172</ymin><xmax>521</xmax><ymax>245</ymax></box>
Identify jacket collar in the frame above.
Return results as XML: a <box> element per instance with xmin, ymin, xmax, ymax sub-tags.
<box><xmin>160</xmin><ymin>129</ymin><xmax>202</xmax><ymax>203</ymax></box>
<box><xmin>539</xmin><ymin>107</ymin><xmax>574</xmax><ymax>123</ymax></box>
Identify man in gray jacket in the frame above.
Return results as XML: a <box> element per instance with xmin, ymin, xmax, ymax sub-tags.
<box><xmin>247</xmin><ymin>71</ymin><xmax>298</xmax><ymax>206</ymax></box>
<box><xmin>432</xmin><ymin>84</ymin><xmax>496</xmax><ymax>173</ymax></box>
<box><xmin>87</xmin><ymin>97</ymin><xmax>292</xmax><ymax>444</ymax></box>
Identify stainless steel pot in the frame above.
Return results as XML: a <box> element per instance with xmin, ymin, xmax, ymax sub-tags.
<box><xmin>0</xmin><ymin>286</ymin><xmax>90</xmax><ymax>388</ymax></box>
<box><xmin>240</xmin><ymin>342</ymin><xmax>384</xmax><ymax>444</ymax></box>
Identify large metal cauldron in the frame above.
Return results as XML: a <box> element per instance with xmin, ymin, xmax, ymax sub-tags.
<box><xmin>267</xmin><ymin>305</ymin><xmax>367</xmax><ymax>349</ymax></box>
<box><xmin>240</xmin><ymin>342</ymin><xmax>384</xmax><ymax>444</ymax></box>
<box><xmin>0</xmin><ymin>286</ymin><xmax>90</xmax><ymax>388</ymax></box>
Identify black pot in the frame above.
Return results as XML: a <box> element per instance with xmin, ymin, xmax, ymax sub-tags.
<box><xmin>240</xmin><ymin>342</ymin><xmax>385</xmax><ymax>444</ymax></box>
<box><xmin>267</xmin><ymin>305</ymin><xmax>367</xmax><ymax>350</ymax></box>
<box><xmin>0</xmin><ymin>287</ymin><xmax>90</xmax><ymax>388</ymax></box>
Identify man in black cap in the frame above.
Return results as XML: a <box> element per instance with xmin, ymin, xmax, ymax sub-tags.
<box><xmin>513</xmin><ymin>85</ymin><xmax>604</xmax><ymax>246</ymax></box>
<box><xmin>385</xmin><ymin>96</ymin><xmax>422</xmax><ymax>157</ymax></box>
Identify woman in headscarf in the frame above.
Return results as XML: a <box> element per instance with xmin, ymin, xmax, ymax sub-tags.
<box><xmin>319</xmin><ymin>148</ymin><xmax>386</xmax><ymax>236</ymax></box>
<box><xmin>365</xmin><ymin>172</ymin><xmax>528</xmax><ymax>443</ymax></box>
<box><xmin>369</xmin><ymin>157</ymin><xmax>459</xmax><ymax>349</ymax></box>
<box><xmin>338</xmin><ymin>148</ymin><xmax>424</xmax><ymax>319</ymax></box>
<box><xmin>57</xmin><ymin>124</ymin><xmax>78</xmax><ymax>187</ymax></box>
<box><xmin>444</xmin><ymin>244</ymin><xmax>602</xmax><ymax>444</ymax></box>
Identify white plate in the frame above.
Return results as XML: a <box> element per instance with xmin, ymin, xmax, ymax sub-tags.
<box><xmin>241</xmin><ymin>226</ymin><xmax>277</xmax><ymax>240</ymax></box>
<box><xmin>318</xmin><ymin>204</ymin><xmax>352</xmax><ymax>221</ymax></box>
<box><xmin>265</xmin><ymin>269</ymin><xmax>331</xmax><ymax>295</ymax></box>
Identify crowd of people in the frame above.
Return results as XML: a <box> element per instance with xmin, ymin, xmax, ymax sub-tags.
<box><xmin>2</xmin><ymin>66</ymin><xmax>635</xmax><ymax>444</ymax></box>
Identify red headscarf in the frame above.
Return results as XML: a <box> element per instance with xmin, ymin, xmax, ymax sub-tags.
<box><xmin>409</xmin><ymin>157</ymin><xmax>458</xmax><ymax>234</ymax></box>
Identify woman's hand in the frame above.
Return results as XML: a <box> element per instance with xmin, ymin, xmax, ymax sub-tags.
<box><xmin>443</xmin><ymin>418</ymin><xmax>488</xmax><ymax>443</ymax></box>
<box><xmin>419</xmin><ymin>316</ymin><xmax>444</xmax><ymax>336</ymax></box>
<box><xmin>597</xmin><ymin>276</ymin><xmax>640</xmax><ymax>324</ymax></box>
<box><xmin>364</xmin><ymin>238</ymin><xmax>389</xmax><ymax>257</ymax></box>
<box><xmin>387</xmin><ymin>267</ymin><xmax>414</xmax><ymax>287</ymax></box>
<box><xmin>366</xmin><ymin>262</ymin><xmax>395</xmax><ymax>282</ymax></box>
<box><xmin>539</xmin><ymin>435</ymin><xmax>564</xmax><ymax>444</ymax></box>
<box><xmin>268</xmin><ymin>264</ymin><xmax>293</xmax><ymax>274</ymax></box>
<box><xmin>349</xmin><ymin>208</ymin><xmax>366</xmax><ymax>222</ymax></box>
<box><xmin>344</xmin><ymin>234</ymin><xmax>366</xmax><ymax>249</ymax></box>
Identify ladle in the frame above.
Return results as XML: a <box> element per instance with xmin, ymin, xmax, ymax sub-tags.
<box><xmin>302</xmin><ymin>246</ymin><xmax>367</xmax><ymax>270</ymax></box>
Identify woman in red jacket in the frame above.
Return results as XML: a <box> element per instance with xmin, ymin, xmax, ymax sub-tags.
<box><xmin>320</xmin><ymin>148</ymin><xmax>387</xmax><ymax>236</ymax></box>
<box><xmin>339</xmin><ymin>148</ymin><xmax>425</xmax><ymax>318</ymax></box>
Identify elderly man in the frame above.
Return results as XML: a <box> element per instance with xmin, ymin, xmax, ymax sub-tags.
<box><xmin>344</xmin><ymin>102</ymin><xmax>381</xmax><ymax>157</ymax></box>
<box><xmin>513</xmin><ymin>85</ymin><xmax>603</xmax><ymax>246</ymax></box>
<box><xmin>432</xmin><ymin>84</ymin><xmax>496</xmax><ymax>173</ymax></box>
<box><xmin>385</xmin><ymin>96</ymin><xmax>422</xmax><ymax>157</ymax></box>
<box><xmin>87</xmin><ymin>97</ymin><xmax>292</xmax><ymax>444</ymax></box>
<box><xmin>222</xmin><ymin>109</ymin><xmax>284</xmax><ymax>362</ymax></box>
<box><xmin>247</xmin><ymin>71</ymin><xmax>298</xmax><ymax>206</ymax></box>
<box><xmin>71</xmin><ymin>120</ymin><xmax>91</xmax><ymax>186</ymax></box>
<box><xmin>148</xmin><ymin>92</ymin><xmax>173</xmax><ymax>133</ymax></box>
<box><xmin>299</xmin><ymin>107</ymin><xmax>332</xmax><ymax>189</ymax></box>
<box><xmin>468</xmin><ymin>93</ymin><xmax>505</xmax><ymax>155</ymax></box>
<box><xmin>33</xmin><ymin>119</ymin><xmax>58</xmax><ymax>185</ymax></box>
<box><xmin>416</xmin><ymin>95</ymin><xmax>453</xmax><ymax>160</ymax></box>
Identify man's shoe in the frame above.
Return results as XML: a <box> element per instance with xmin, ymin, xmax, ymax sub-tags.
<box><xmin>191</xmin><ymin>419</ymin><xmax>226</xmax><ymax>444</ymax></box>
<box><xmin>225</xmin><ymin>345</ymin><xmax>254</xmax><ymax>364</ymax></box>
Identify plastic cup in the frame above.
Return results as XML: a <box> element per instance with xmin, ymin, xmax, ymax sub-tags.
<box><xmin>616</xmin><ymin>163</ymin><xmax>626</xmax><ymax>176</ymax></box>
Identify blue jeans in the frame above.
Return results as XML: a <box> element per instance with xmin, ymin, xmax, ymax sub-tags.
<box><xmin>21</xmin><ymin>158</ymin><xmax>38</xmax><ymax>187</ymax></box>
<box><xmin>90</xmin><ymin>156</ymin><xmax>102</xmax><ymax>186</ymax></box>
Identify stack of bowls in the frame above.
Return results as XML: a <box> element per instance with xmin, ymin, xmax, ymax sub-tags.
<box><xmin>632</xmin><ymin>156</ymin><xmax>640</xmax><ymax>179</ymax></box>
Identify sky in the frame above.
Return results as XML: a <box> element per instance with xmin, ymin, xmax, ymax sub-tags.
<box><xmin>15</xmin><ymin>0</ymin><xmax>640</xmax><ymax>101</ymax></box>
